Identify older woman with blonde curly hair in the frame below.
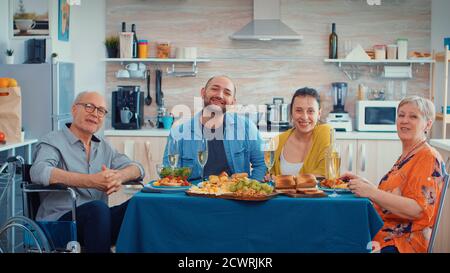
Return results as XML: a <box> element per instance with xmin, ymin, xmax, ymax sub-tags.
<box><xmin>341</xmin><ymin>96</ymin><xmax>445</xmax><ymax>253</ymax></box>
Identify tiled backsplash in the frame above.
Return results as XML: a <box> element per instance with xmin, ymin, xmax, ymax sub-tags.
<box><xmin>106</xmin><ymin>0</ymin><xmax>431</xmax><ymax>122</ymax></box>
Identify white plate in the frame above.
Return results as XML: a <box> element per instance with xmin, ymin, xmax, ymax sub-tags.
<box><xmin>144</xmin><ymin>180</ymin><xmax>191</xmax><ymax>192</ymax></box>
<box><xmin>317</xmin><ymin>185</ymin><xmax>352</xmax><ymax>193</ymax></box>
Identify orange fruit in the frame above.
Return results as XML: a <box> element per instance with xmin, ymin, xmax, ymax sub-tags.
<box><xmin>8</xmin><ymin>79</ymin><xmax>18</xmax><ymax>87</ymax></box>
<box><xmin>0</xmin><ymin>78</ymin><xmax>9</xmax><ymax>88</ymax></box>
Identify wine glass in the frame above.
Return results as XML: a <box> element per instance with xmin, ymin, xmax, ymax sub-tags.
<box><xmin>168</xmin><ymin>139</ymin><xmax>179</xmax><ymax>173</ymax></box>
<box><xmin>155</xmin><ymin>163</ymin><xmax>164</xmax><ymax>179</ymax></box>
<box><xmin>326</xmin><ymin>145</ymin><xmax>341</xmax><ymax>198</ymax></box>
<box><xmin>261</xmin><ymin>139</ymin><xmax>276</xmax><ymax>184</ymax></box>
<box><xmin>197</xmin><ymin>138</ymin><xmax>208</xmax><ymax>181</ymax></box>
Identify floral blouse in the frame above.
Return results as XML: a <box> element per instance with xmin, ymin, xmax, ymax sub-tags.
<box><xmin>373</xmin><ymin>144</ymin><xmax>445</xmax><ymax>253</ymax></box>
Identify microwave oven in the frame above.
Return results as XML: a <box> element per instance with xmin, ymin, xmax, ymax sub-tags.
<box><xmin>355</xmin><ymin>100</ymin><xmax>399</xmax><ymax>132</ymax></box>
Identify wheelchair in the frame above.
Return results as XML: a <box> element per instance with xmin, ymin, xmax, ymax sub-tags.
<box><xmin>0</xmin><ymin>155</ymin><xmax>143</xmax><ymax>253</ymax></box>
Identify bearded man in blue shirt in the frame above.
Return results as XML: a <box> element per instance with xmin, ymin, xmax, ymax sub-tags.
<box><xmin>162</xmin><ymin>75</ymin><xmax>265</xmax><ymax>181</ymax></box>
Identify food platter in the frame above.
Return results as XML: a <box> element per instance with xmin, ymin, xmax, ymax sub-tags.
<box><xmin>317</xmin><ymin>185</ymin><xmax>352</xmax><ymax>193</ymax></box>
<box><xmin>219</xmin><ymin>192</ymin><xmax>279</xmax><ymax>201</ymax></box>
<box><xmin>185</xmin><ymin>190</ymin><xmax>278</xmax><ymax>201</ymax></box>
<box><xmin>282</xmin><ymin>191</ymin><xmax>327</xmax><ymax>198</ymax></box>
<box><xmin>142</xmin><ymin>180</ymin><xmax>191</xmax><ymax>193</ymax></box>
<box><xmin>318</xmin><ymin>178</ymin><xmax>352</xmax><ymax>193</ymax></box>
<box><xmin>185</xmin><ymin>191</ymin><xmax>219</xmax><ymax>198</ymax></box>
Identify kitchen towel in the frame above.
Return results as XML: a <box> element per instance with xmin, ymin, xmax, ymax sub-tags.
<box><xmin>0</xmin><ymin>87</ymin><xmax>22</xmax><ymax>143</ymax></box>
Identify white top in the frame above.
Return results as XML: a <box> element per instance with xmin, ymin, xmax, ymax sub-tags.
<box><xmin>280</xmin><ymin>147</ymin><xmax>303</xmax><ymax>176</ymax></box>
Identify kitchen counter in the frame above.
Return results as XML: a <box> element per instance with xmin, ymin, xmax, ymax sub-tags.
<box><xmin>103</xmin><ymin>128</ymin><xmax>399</xmax><ymax>140</ymax></box>
<box><xmin>430</xmin><ymin>139</ymin><xmax>450</xmax><ymax>152</ymax></box>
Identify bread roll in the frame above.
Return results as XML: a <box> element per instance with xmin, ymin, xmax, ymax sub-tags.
<box><xmin>209</xmin><ymin>175</ymin><xmax>220</xmax><ymax>184</ymax></box>
<box><xmin>296</xmin><ymin>174</ymin><xmax>317</xmax><ymax>189</ymax></box>
<box><xmin>231</xmin><ymin>173</ymin><xmax>248</xmax><ymax>179</ymax></box>
<box><xmin>275</xmin><ymin>175</ymin><xmax>296</xmax><ymax>189</ymax></box>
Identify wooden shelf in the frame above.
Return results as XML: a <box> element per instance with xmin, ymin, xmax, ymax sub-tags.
<box><xmin>435</xmin><ymin>113</ymin><xmax>450</xmax><ymax>123</ymax></box>
<box><xmin>324</xmin><ymin>58</ymin><xmax>434</xmax><ymax>66</ymax></box>
<box><xmin>103</xmin><ymin>58</ymin><xmax>210</xmax><ymax>63</ymax></box>
<box><xmin>436</xmin><ymin>50</ymin><xmax>450</xmax><ymax>62</ymax></box>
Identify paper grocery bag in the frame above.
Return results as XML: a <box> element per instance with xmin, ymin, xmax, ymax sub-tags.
<box><xmin>0</xmin><ymin>87</ymin><xmax>22</xmax><ymax>143</ymax></box>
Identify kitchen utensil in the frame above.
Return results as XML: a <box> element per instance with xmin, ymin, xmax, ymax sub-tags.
<box><xmin>145</xmin><ymin>70</ymin><xmax>152</xmax><ymax>106</ymax></box>
<box><xmin>120</xmin><ymin>107</ymin><xmax>133</xmax><ymax>123</ymax></box>
<box><xmin>129</xmin><ymin>70</ymin><xmax>145</xmax><ymax>78</ymax></box>
<box><xmin>331</xmin><ymin>82</ymin><xmax>348</xmax><ymax>113</ymax></box>
<box><xmin>155</xmin><ymin>69</ymin><xmax>164</xmax><ymax>107</ymax></box>
<box><xmin>115</xmin><ymin>69</ymin><xmax>130</xmax><ymax>78</ymax></box>
<box><xmin>125</xmin><ymin>63</ymin><xmax>138</xmax><ymax>71</ymax></box>
<box><xmin>266</xmin><ymin>97</ymin><xmax>290</xmax><ymax>131</ymax></box>
<box><xmin>327</xmin><ymin>82</ymin><xmax>353</xmax><ymax>132</ymax></box>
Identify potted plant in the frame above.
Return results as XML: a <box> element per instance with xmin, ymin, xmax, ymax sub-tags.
<box><xmin>5</xmin><ymin>49</ymin><xmax>14</xmax><ymax>64</ymax></box>
<box><xmin>105</xmin><ymin>36</ymin><xmax>120</xmax><ymax>58</ymax></box>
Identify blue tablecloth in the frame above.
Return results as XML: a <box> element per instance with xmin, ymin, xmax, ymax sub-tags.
<box><xmin>116</xmin><ymin>191</ymin><xmax>383</xmax><ymax>253</ymax></box>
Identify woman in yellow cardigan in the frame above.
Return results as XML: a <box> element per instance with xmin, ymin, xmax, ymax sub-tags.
<box><xmin>271</xmin><ymin>87</ymin><xmax>332</xmax><ymax>177</ymax></box>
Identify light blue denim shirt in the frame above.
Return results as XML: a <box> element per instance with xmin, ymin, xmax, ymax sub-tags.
<box><xmin>163</xmin><ymin>112</ymin><xmax>266</xmax><ymax>181</ymax></box>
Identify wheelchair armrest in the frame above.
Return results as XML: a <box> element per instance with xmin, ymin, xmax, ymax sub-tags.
<box><xmin>122</xmin><ymin>179</ymin><xmax>144</xmax><ymax>187</ymax></box>
<box><xmin>24</xmin><ymin>183</ymin><xmax>69</xmax><ymax>191</ymax></box>
<box><xmin>23</xmin><ymin>182</ymin><xmax>78</xmax><ymax>222</ymax></box>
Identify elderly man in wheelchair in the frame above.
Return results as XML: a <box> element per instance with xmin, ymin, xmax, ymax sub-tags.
<box><xmin>22</xmin><ymin>91</ymin><xmax>144</xmax><ymax>253</ymax></box>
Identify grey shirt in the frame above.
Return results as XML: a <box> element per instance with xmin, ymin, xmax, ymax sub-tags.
<box><xmin>30</xmin><ymin>123</ymin><xmax>145</xmax><ymax>221</ymax></box>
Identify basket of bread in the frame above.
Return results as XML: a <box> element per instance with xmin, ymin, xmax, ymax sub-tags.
<box><xmin>274</xmin><ymin>174</ymin><xmax>327</xmax><ymax>197</ymax></box>
<box><xmin>186</xmin><ymin>172</ymin><xmax>277</xmax><ymax>201</ymax></box>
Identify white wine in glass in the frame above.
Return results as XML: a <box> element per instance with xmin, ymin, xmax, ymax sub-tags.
<box><xmin>264</xmin><ymin>150</ymin><xmax>275</xmax><ymax>170</ymax></box>
<box><xmin>168</xmin><ymin>139</ymin><xmax>179</xmax><ymax>171</ymax></box>
<box><xmin>197</xmin><ymin>139</ymin><xmax>208</xmax><ymax>181</ymax></box>
<box><xmin>325</xmin><ymin>128</ymin><xmax>341</xmax><ymax>197</ymax></box>
<box><xmin>262</xmin><ymin>139</ymin><xmax>276</xmax><ymax>183</ymax></box>
<box><xmin>198</xmin><ymin>150</ymin><xmax>208</xmax><ymax>166</ymax></box>
<box><xmin>168</xmin><ymin>154</ymin><xmax>179</xmax><ymax>169</ymax></box>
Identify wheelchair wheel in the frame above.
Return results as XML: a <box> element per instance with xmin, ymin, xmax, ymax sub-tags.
<box><xmin>0</xmin><ymin>216</ymin><xmax>52</xmax><ymax>253</ymax></box>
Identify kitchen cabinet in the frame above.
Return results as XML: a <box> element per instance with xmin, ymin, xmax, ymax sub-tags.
<box><xmin>337</xmin><ymin>139</ymin><xmax>402</xmax><ymax>185</ymax></box>
<box><xmin>428</xmin><ymin>146</ymin><xmax>450</xmax><ymax>253</ymax></box>
<box><xmin>433</xmin><ymin>46</ymin><xmax>450</xmax><ymax>138</ymax></box>
<box><xmin>106</xmin><ymin>135</ymin><xmax>167</xmax><ymax>181</ymax></box>
<box><xmin>106</xmin><ymin>136</ymin><xmax>167</xmax><ymax>206</ymax></box>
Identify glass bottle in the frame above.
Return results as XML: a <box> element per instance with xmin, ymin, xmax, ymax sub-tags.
<box><xmin>121</xmin><ymin>22</ymin><xmax>126</xmax><ymax>33</ymax></box>
<box><xmin>131</xmin><ymin>24</ymin><xmax>138</xmax><ymax>58</ymax></box>
<box><xmin>329</xmin><ymin>23</ymin><xmax>338</xmax><ymax>59</ymax></box>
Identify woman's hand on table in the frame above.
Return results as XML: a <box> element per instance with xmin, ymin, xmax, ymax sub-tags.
<box><xmin>340</xmin><ymin>172</ymin><xmax>377</xmax><ymax>198</ymax></box>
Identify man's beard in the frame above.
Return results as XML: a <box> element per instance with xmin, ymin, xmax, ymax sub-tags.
<box><xmin>204</xmin><ymin>97</ymin><xmax>227</xmax><ymax>114</ymax></box>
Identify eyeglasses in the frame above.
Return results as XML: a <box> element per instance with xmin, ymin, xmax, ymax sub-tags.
<box><xmin>76</xmin><ymin>103</ymin><xmax>108</xmax><ymax>117</ymax></box>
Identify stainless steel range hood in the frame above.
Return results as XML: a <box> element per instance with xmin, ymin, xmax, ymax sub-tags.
<box><xmin>230</xmin><ymin>0</ymin><xmax>302</xmax><ymax>41</ymax></box>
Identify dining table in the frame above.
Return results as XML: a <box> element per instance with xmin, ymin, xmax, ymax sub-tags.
<box><xmin>116</xmin><ymin>188</ymin><xmax>384</xmax><ymax>253</ymax></box>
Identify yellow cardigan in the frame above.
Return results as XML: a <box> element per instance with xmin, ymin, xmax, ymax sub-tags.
<box><xmin>271</xmin><ymin>123</ymin><xmax>332</xmax><ymax>177</ymax></box>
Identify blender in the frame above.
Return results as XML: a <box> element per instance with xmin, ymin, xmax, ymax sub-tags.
<box><xmin>326</xmin><ymin>82</ymin><xmax>353</xmax><ymax>132</ymax></box>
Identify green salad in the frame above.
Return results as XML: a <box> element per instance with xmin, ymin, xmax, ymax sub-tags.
<box><xmin>160</xmin><ymin>167</ymin><xmax>192</xmax><ymax>178</ymax></box>
<box><xmin>229</xmin><ymin>178</ymin><xmax>274</xmax><ymax>194</ymax></box>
